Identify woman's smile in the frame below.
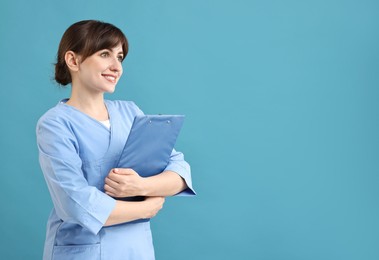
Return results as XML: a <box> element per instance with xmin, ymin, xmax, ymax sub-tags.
<box><xmin>102</xmin><ymin>73</ymin><xmax>118</xmax><ymax>83</ymax></box>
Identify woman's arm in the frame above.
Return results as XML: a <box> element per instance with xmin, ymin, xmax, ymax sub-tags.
<box><xmin>143</xmin><ymin>171</ymin><xmax>187</xmax><ymax>196</ymax></box>
<box><xmin>104</xmin><ymin>169</ymin><xmax>187</xmax><ymax>198</ymax></box>
<box><xmin>104</xmin><ymin>196</ymin><xmax>165</xmax><ymax>226</ymax></box>
<box><xmin>104</xmin><ymin>149</ymin><xmax>195</xmax><ymax>198</ymax></box>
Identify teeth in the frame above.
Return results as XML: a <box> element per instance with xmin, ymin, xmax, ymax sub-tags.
<box><xmin>104</xmin><ymin>75</ymin><xmax>116</xmax><ymax>82</ymax></box>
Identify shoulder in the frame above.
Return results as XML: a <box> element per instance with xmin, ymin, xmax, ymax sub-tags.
<box><xmin>37</xmin><ymin>103</ymin><xmax>72</xmax><ymax>130</ymax></box>
<box><xmin>36</xmin><ymin>104</ymin><xmax>76</xmax><ymax>144</ymax></box>
<box><xmin>36</xmin><ymin>104</ymin><xmax>79</xmax><ymax>155</ymax></box>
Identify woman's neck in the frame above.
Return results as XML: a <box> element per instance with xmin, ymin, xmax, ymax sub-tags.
<box><xmin>66</xmin><ymin>90</ymin><xmax>109</xmax><ymax>121</ymax></box>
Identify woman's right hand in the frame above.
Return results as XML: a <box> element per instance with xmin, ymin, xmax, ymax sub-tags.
<box><xmin>142</xmin><ymin>196</ymin><xmax>165</xmax><ymax>219</ymax></box>
<box><xmin>104</xmin><ymin>196</ymin><xmax>165</xmax><ymax>226</ymax></box>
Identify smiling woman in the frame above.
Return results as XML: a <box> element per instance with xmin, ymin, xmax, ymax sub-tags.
<box><xmin>54</xmin><ymin>20</ymin><xmax>128</xmax><ymax>86</ymax></box>
<box><xmin>64</xmin><ymin>45</ymin><xmax>125</xmax><ymax>113</ymax></box>
<box><xmin>36</xmin><ymin>20</ymin><xmax>195</xmax><ymax>260</ymax></box>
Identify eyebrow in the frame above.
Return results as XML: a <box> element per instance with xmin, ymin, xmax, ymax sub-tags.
<box><xmin>105</xmin><ymin>48</ymin><xmax>124</xmax><ymax>55</ymax></box>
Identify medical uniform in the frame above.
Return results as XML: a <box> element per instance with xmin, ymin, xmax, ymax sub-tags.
<box><xmin>36</xmin><ymin>99</ymin><xmax>195</xmax><ymax>260</ymax></box>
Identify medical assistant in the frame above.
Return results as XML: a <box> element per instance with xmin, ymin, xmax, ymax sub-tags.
<box><xmin>36</xmin><ymin>99</ymin><xmax>195</xmax><ymax>260</ymax></box>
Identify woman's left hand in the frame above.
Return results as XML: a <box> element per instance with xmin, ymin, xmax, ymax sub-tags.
<box><xmin>104</xmin><ymin>168</ymin><xmax>146</xmax><ymax>197</ymax></box>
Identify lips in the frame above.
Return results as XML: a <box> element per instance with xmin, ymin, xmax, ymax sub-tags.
<box><xmin>102</xmin><ymin>74</ymin><xmax>117</xmax><ymax>83</ymax></box>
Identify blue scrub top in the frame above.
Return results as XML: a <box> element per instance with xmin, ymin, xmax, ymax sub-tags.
<box><xmin>36</xmin><ymin>100</ymin><xmax>195</xmax><ymax>260</ymax></box>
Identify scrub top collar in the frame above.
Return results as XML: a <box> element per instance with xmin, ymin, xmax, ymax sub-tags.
<box><xmin>58</xmin><ymin>98</ymin><xmax>126</xmax><ymax>158</ymax></box>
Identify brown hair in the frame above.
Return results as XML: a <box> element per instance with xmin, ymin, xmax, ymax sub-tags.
<box><xmin>55</xmin><ymin>20</ymin><xmax>128</xmax><ymax>86</ymax></box>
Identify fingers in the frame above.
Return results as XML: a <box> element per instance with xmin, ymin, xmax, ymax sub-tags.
<box><xmin>104</xmin><ymin>181</ymin><xmax>116</xmax><ymax>192</ymax></box>
<box><xmin>105</xmin><ymin>191</ymin><xmax>124</xmax><ymax>198</ymax></box>
<box><xmin>104</xmin><ymin>183</ymin><xmax>124</xmax><ymax>198</ymax></box>
<box><xmin>105</xmin><ymin>176</ymin><xmax>119</xmax><ymax>187</ymax></box>
<box><xmin>104</xmin><ymin>177</ymin><xmax>120</xmax><ymax>195</ymax></box>
<box><xmin>152</xmin><ymin>197</ymin><xmax>165</xmax><ymax>217</ymax></box>
<box><xmin>104</xmin><ymin>190</ymin><xmax>117</xmax><ymax>197</ymax></box>
<box><xmin>104</xmin><ymin>168</ymin><xmax>142</xmax><ymax>198</ymax></box>
<box><xmin>107</xmin><ymin>168</ymin><xmax>136</xmax><ymax>182</ymax></box>
<box><xmin>112</xmin><ymin>168</ymin><xmax>137</xmax><ymax>175</ymax></box>
<box><xmin>107</xmin><ymin>171</ymin><xmax>124</xmax><ymax>182</ymax></box>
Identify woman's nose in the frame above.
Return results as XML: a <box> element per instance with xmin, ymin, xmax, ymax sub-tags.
<box><xmin>110</xmin><ymin>57</ymin><xmax>122</xmax><ymax>72</ymax></box>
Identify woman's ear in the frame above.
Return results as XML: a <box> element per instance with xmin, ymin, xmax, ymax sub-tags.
<box><xmin>65</xmin><ymin>51</ymin><xmax>80</xmax><ymax>72</ymax></box>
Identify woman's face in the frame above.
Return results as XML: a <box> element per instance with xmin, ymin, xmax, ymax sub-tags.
<box><xmin>75</xmin><ymin>43</ymin><xmax>124</xmax><ymax>94</ymax></box>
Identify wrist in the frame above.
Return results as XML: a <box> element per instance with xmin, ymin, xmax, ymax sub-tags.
<box><xmin>140</xmin><ymin>177</ymin><xmax>149</xmax><ymax>196</ymax></box>
<box><xmin>140</xmin><ymin>177</ymin><xmax>153</xmax><ymax>196</ymax></box>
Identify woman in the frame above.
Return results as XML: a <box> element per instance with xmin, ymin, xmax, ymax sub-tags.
<box><xmin>36</xmin><ymin>20</ymin><xmax>195</xmax><ymax>260</ymax></box>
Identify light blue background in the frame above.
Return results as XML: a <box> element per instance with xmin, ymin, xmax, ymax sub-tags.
<box><xmin>1</xmin><ymin>1</ymin><xmax>378</xmax><ymax>259</ymax></box>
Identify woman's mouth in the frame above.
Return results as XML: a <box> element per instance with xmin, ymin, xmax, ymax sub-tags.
<box><xmin>102</xmin><ymin>74</ymin><xmax>117</xmax><ymax>83</ymax></box>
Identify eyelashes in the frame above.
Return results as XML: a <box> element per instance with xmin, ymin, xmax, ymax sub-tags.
<box><xmin>100</xmin><ymin>50</ymin><xmax>124</xmax><ymax>62</ymax></box>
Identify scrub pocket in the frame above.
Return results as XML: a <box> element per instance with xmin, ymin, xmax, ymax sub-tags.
<box><xmin>52</xmin><ymin>243</ymin><xmax>100</xmax><ymax>260</ymax></box>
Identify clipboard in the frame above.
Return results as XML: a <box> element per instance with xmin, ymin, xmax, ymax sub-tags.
<box><xmin>116</xmin><ymin>114</ymin><xmax>184</xmax><ymax>196</ymax></box>
<box><xmin>116</xmin><ymin>114</ymin><xmax>184</xmax><ymax>201</ymax></box>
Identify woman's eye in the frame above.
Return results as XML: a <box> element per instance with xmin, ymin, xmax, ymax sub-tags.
<box><xmin>118</xmin><ymin>56</ymin><xmax>124</xmax><ymax>62</ymax></box>
<box><xmin>100</xmin><ymin>52</ymin><xmax>109</xmax><ymax>57</ymax></box>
